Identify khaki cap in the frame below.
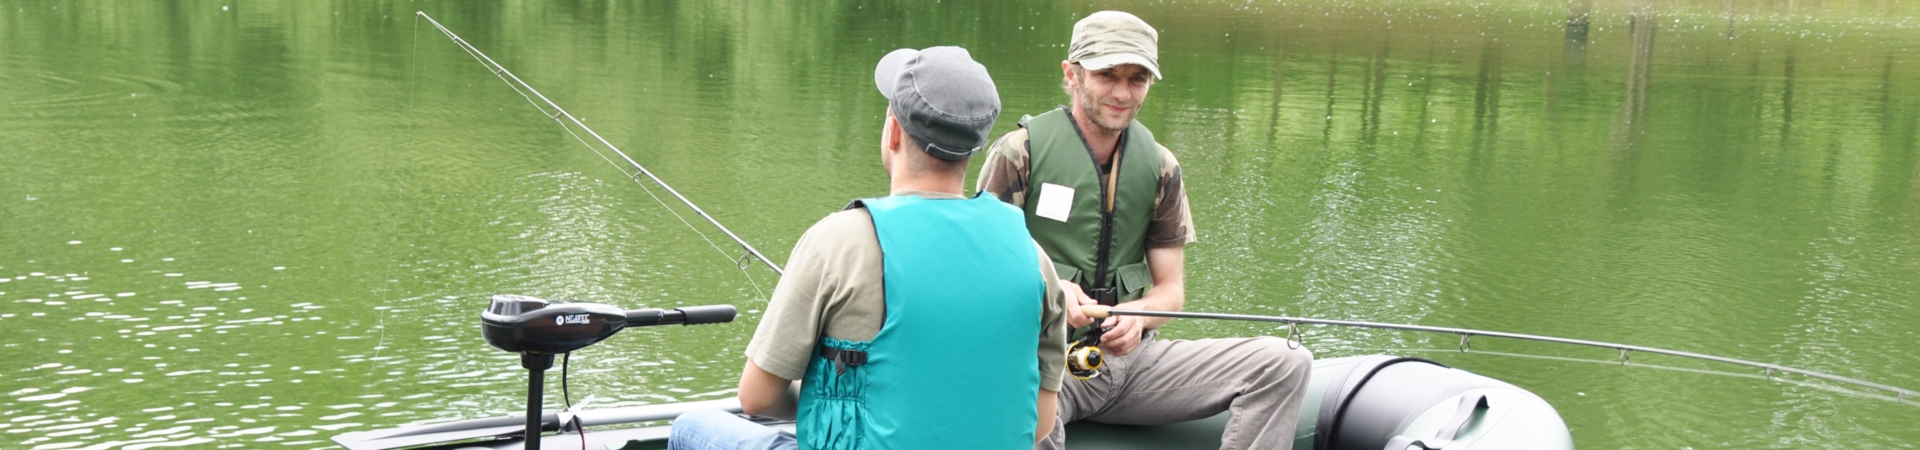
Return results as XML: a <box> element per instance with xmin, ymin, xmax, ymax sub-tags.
<box><xmin>1068</xmin><ymin>11</ymin><xmax>1161</xmax><ymax>79</ymax></box>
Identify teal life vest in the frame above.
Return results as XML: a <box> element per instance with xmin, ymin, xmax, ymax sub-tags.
<box><xmin>1019</xmin><ymin>107</ymin><xmax>1164</xmax><ymax>302</ymax></box>
<box><xmin>796</xmin><ymin>193</ymin><xmax>1045</xmax><ymax>450</ymax></box>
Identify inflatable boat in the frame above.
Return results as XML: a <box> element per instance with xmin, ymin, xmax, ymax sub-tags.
<box><xmin>330</xmin><ymin>296</ymin><xmax>1575</xmax><ymax>450</ymax></box>
<box><xmin>330</xmin><ymin>289</ymin><xmax>1920</xmax><ymax>450</ymax></box>
<box><xmin>331</xmin><ymin>353</ymin><xmax>1572</xmax><ymax>450</ymax></box>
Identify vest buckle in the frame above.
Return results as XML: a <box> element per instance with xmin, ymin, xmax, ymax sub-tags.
<box><xmin>819</xmin><ymin>347</ymin><xmax>868</xmax><ymax>375</ymax></box>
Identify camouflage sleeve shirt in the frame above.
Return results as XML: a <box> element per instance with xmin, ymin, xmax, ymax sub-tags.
<box><xmin>974</xmin><ymin>127</ymin><xmax>1196</xmax><ymax>248</ymax></box>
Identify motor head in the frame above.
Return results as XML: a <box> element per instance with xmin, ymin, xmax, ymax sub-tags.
<box><xmin>481</xmin><ymin>295</ymin><xmax>629</xmax><ymax>354</ymax></box>
<box><xmin>480</xmin><ymin>295</ymin><xmax>741</xmax><ymax>355</ymax></box>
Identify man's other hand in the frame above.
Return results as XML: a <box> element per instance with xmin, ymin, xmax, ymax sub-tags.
<box><xmin>1099</xmin><ymin>312</ymin><xmax>1145</xmax><ymax>356</ymax></box>
<box><xmin>1061</xmin><ymin>279</ymin><xmax>1096</xmax><ymax>329</ymax></box>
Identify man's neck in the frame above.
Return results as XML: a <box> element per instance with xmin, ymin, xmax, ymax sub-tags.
<box><xmin>889</xmin><ymin>176</ymin><xmax>965</xmax><ymax>197</ymax></box>
<box><xmin>1070</xmin><ymin>105</ymin><xmax>1122</xmax><ymax>165</ymax></box>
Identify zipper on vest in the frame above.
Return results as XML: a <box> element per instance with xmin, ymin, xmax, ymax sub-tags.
<box><xmin>1093</xmin><ymin>147</ymin><xmax>1122</xmax><ymax>293</ymax></box>
<box><xmin>1064</xmin><ymin>108</ymin><xmax>1124</xmax><ymax>293</ymax></box>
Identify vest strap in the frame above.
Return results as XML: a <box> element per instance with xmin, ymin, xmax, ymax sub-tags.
<box><xmin>819</xmin><ymin>346</ymin><xmax>868</xmax><ymax>375</ymax></box>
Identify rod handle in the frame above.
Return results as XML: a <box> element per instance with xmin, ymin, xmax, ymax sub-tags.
<box><xmin>673</xmin><ymin>305</ymin><xmax>738</xmax><ymax>325</ymax></box>
<box><xmin>1082</xmin><ymin>305</ymin><xmax>1113</xmax><ymax>319</ymax></box>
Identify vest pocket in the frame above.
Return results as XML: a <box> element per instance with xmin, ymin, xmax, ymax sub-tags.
<box><xmin>800</xmin><ymin>338</ymin><xmax>870</xmax><ymax>450</ymax></box>
<box><xmin>1115</xmin><ymin>262</ymin><xmax>1153</xmax><ymax>300</ymax></box>
<box><xmin>1052</xmin><ymin>261</ymin><xmax>1083</xmax><ymax>286</ymax></box>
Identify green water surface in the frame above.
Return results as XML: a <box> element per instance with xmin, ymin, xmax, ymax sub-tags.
<box><xmin>3</xmin><ymin>0</ymin><xmax>1918</xmax><ymax>448</ymax></box>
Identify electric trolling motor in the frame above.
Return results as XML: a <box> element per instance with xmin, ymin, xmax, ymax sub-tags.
<box><xmin>480</xmin><ymin>294</ymin><xmax>737</xmax><ymax>450</ymax></box>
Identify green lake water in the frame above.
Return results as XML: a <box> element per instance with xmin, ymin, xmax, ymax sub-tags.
<box><xmin>3</xmin><ymin>0</ymin><xmax>1917</xmax><ymax>448</ymax></box>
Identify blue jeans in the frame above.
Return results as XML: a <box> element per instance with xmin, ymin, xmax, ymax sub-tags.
<box><xmin>667</xmin><ymin>408</ymin><xmax>798</xmax><ymax>450</ymax></box>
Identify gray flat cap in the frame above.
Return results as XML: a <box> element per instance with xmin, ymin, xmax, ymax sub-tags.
<box><xmin>874</xmin><ymin>47</ymin><xmax>1001</xmax><ymax>161</ymax></box>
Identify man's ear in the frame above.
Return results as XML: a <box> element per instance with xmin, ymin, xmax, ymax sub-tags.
<box><xmin>884</xmin><ymin>114</ymin><xmax>904</xmax><ymax>153</ymax></box>
<box><xmin>1061</xmin><ymin>61</ymin><xmax>1076</xmax><ymax>88</ymax></box>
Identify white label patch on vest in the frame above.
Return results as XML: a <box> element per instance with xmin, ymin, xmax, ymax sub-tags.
<box><xmin>1036</xmin><ymin>183</ymin><xmax>1074</xmax><ymax>223</ymax></box>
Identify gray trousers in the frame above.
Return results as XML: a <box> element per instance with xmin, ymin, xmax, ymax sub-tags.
<box><xmin>1038</xmin><ymin>332</ymin><xmax>1313</xmax><ymax>450</ymax></box>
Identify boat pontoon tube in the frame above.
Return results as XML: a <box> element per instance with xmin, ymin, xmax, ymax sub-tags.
<box><xmin>1297</xmin><ymin>355</ymin><xmax>1574</xmax><ymax>450</ymax></box>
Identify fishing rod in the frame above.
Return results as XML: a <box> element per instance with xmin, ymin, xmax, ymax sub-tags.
<box><xmin>415</xmin><ymin>11</ymin><xmax>783</xmax><ymax>276</ymax></box>
<box><xmin>1081</xmin><ymin>305</ymin><xmax>1919</xmax><ymax>403</ymax></box>
<box><xmin>415</xmin><ymin>5</ymin><xmax>1912</xmax><ymax>408</ymax></box>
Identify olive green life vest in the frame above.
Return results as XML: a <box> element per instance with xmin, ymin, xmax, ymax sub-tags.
<box><xmin>1019</xmin><ymin>107</ymin><xmax>1163</xmax><ymax>302</ymax></box>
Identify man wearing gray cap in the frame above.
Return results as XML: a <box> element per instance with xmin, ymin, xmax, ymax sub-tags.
<box><xmin>977</xmin><ymin>11</ymin><xmax>1314</xmax><ymax>450</ymax></box>
<box><xmin>669</xmin><ymin>46</ymin><xmax>1067</xmax><ymax>450</ymax></box>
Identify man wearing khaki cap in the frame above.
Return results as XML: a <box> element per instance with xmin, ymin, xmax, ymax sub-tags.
<box><xmin>670</xmin><ymin>46</ymin><xmax>1067</xmax><ymax>450</ymax></box>
<box><xmin>978</xmin><ymin>11</ymin><xmax>1314</xmax><ymax>450</ymax></box>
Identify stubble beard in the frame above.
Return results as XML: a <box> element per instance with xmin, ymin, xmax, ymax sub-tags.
<box><xmin>1075</xmin><ymin>80</ymin><xmax>1133</xmax><ymax>134</ymax></box>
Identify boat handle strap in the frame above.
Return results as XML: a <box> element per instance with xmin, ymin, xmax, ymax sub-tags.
<box><xmin>1386</xmin><ymin>393</ymin><xmax>1492</xmax><ymax>449</ymax></box>
<box><xmin>1435</xmin><ymin>393</ymin><xmax>1489</xmax><ymax>442</ymax></box>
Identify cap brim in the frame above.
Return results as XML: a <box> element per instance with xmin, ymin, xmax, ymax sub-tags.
<box><xmin>1076</xmin><ymin>53</ymin><xmax>1162</xmax><ymax>80</ymax></box>
<box><xmin>874</xmin><ymin>48</ymin><xmax>920</xmax><ymax>99</ymax></box>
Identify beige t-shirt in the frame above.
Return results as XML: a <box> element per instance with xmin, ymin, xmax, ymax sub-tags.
<box><xmin>744</xmin><ymin>190</ymin><xmax>1070</xmax><ymax>392</ymax></box>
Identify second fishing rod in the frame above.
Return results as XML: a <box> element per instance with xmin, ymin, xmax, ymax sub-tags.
<box><xmin>1073</xmin><ymin>305</ymin><xmax>1919</xmax><ymax>404</ymax></box>
<box><xmin>416</xmin><ymin>11</ymin><xmax>783</xmax><ymax>278</ymax></box>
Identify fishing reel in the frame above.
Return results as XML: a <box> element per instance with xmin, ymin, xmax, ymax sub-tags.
<box><xmin>1066</xmin><ymin>287</ymin><xmax>1120</xmax><ymax>380</ymax></box>
<box><xmin>1067</xmin><ymin>338</ymin><xmax>1104</xmax><ymax>380</ymax></box>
